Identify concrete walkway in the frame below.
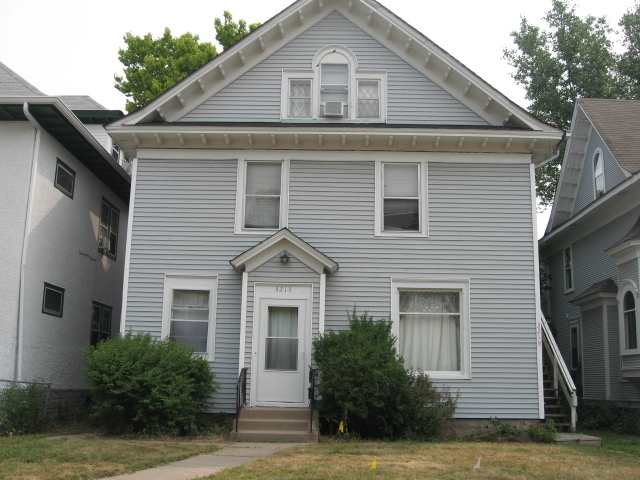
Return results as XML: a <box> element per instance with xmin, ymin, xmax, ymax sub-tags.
<box><xmin>101</xmin><ymin>442</ymin><xmax>299</xmax><ymax>480</ymax></box>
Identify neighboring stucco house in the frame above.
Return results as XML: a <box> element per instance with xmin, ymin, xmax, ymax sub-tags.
<box><xmin>542</xmin><ymin>98</ymin><xmax>640</xmax><ymax>407</ymax></box>
<box><xmin>0</xmin><ymin>61</ymin><xmax>130</xmax><ymax>408</ymax></box>
<box><xmin>108</xmin><ymin>0</ymin><xmax>568</xmax><ymax>435</ymax></box>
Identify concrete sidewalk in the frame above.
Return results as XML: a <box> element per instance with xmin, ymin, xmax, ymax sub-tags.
<box><xmin>101</xmin><ymin>442</ymin><xmax>299</xmax><ymax>480</ymax></box>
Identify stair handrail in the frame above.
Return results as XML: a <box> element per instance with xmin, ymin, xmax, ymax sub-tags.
<box><xmin>540</xmin><ymin>313</ymin><xmax>577</xmax><ymax>432</ymax></box>
<box><xmin>308</xmin><ymin>366</ymin><xmax>317</xmax><ymax>434</ymax></box>
<box><xmin>235</xmin><ymin>367</ymin><xmax>248</xmax><ymax>432</ymax></box>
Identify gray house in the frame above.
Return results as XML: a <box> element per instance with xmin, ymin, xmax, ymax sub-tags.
<box><xmin>0</xmin><ymin>62</ymin><xmax>130</xmax><ymax>409</ymax></box>
<box><xmin>542</xmin><ymin>99</ymin><xmax>640</xmax><ymax>407</ymax></box>
<box><xmin>108</xmin><ymin>0</ymin><xmax>568</xmax><ymax>436</ymax></box>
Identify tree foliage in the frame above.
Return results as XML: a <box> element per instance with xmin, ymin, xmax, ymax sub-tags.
<box><xmin>215</xmin><ymin>11</ymin><xmax>261</xmax><ymax>51</ymax></box>
<box><xmin>115</xmin><ymin>12</ymin><xmax>260</xmax><ymax>113</ymax></box>
<box><xmin>504</xmin><ymin>0</ymin><xmax>622</xmax><ymax>207</ymax></box>
<box><xmin>619</xmin><ymin>3</ymin><xmax>640</xmax><ymax>99</ymax></box>
<box><xmin>115</xmin><ymin>28</ymin><xmax>217</xmax><ymax>113</ymax></box>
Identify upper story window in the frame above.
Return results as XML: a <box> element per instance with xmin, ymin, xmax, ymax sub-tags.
<box><xmin>235</xmin><ymin>159</ymin><xmax>289</xmax><ymax>234</ymax></box>
<box><xmin>593</xmin><ymin>149</ymin><xmax>605</xmax><ymax>197</ymax></box>
<box><xmin>375</xmin><ymin>161</ymin><xmax>428</xmax><ymax>237</ymax></box>
<box><xmin>281</xmin><ymin>45</ymin><xmax>386</xmax><ymax>121</ymax></box>
<box><xmin>99</xmin><ymin>198</ymin><xmax>119</xmax><ymax>260</ymax></box>
<box><xmin>623</xmin><ymin>290</ymin><xmax>638</xmax><ymax>351</ymax></box>
<box><xmin>563</xmin><ymin>246</ymin><xmax>574</xmax><ymax>293</ymax></box>
<box><xmin>54</xmin><ymin>159</ymin><xmax>75</xmax><ymax>198</ymax></box>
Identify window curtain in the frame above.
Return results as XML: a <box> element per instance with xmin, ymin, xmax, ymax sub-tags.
<box><xmin>265</xmin><ymin>306</ymin><xmax>298</xmax><ymax>370</ymax></box>
<box><xmin>170</xmin><ymin>289</ymin><xmax>209</xmax><ymax>352</ymax></box>
<box><xmin>245</xmin><ymin>163</ymin><xmax>281</xmax><ymax>228</ymax></box>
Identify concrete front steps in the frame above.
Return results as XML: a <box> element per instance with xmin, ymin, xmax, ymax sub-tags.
<box><xmin>231</xmin><ymin>407</ymin><xmax>319</xmax><ymax>443</ymax></box>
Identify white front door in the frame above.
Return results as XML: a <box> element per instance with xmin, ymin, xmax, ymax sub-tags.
<box><xmin>254</xmin><ymin>284</ymin><xmax>312</xmax><ymax>406</ymax></box>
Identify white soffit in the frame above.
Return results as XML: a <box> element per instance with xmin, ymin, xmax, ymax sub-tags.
<box><xmin>110</xmin><ymin>0</ymin><xmax>558</xmax><ymax>135</ymax></box>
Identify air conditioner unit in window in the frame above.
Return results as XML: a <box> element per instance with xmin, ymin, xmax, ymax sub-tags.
<box><xmin>323</xmin><ymin>101</ymin><xmax>344</xmax><ymax>117</ymax></box>
<box><xmin>98</xmin><ymin>236</ymin><xmax>110</xmax><ymax>252</ymax></box>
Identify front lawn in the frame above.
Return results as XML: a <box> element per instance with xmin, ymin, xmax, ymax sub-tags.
<box><xmin>206</xmin><ymin>433</ymin><xmax>640</xmax><ymax>480</ymax></box>
<box><xmin>0</xmin><ymin>434</ymin><xmax>221</xmax><ymax>480</ymax></box>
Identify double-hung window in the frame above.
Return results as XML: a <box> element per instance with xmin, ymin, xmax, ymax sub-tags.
<box><xmin>563</xmin><ymin>246</ymin><xmax>573</xmax><ymax>293</ymax></box>
<box><xmin>91</xmin><ymin>302</ymin><xmax>112</xmax><ymax>346</ymax></box>
<box><xmin>99</xmin><ymin>199</ymin><xmax>119</xmax><ymax>259</ymax></box>
<box><xmin>236</xmin><ymin>160</ymin><xmax>289</xmax><ymax>234</ymax></box>
<box><xmin>392</xmin><ymin>280</ymin><xmax>470</xmax><ymax>379</ymax></box>
<box><xmin>320</xmin><ymin>63</ymin><xmax>349</xmax><ymax>117</ymax></box>
<box><xmin>162</xmin><ymin>276</ymin><xmax>217</xmax><ymax>360</ymax></box>
<box><xmin>375</xmin><ymin>161</ymin><xmax>427</xmax><ymax>236</ymax></box>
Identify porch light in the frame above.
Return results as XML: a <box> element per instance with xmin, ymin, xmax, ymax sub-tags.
<box><xmin>279</xmin><ymin>251</ymin><xmax>291</xmax><ymax>264</ymax></box>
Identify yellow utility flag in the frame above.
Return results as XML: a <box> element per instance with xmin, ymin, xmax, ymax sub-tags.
<box><xmin>338</xmin><ymin>421</ymin><xmax>345</xmax><ymax>433</ymax></box>
<box><xmin>370</xmin><ymin>457</ymin><xmax>377</xmax><ymax>470</ymax></box>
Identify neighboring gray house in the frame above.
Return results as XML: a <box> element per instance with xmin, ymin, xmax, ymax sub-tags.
<box><xmin>108</xmin><ymin>0</ymin><xmax>568</xmax><ymax>434</ymax></box>
<box><xmin>0</xmin><ymin>62</ymin><xmax>130</xmax><ymax>408</ymax></box>
<box><xmin>542</xmin><ymin>98</ymin><xmax>640</xmax><ymax>407</ymax></box>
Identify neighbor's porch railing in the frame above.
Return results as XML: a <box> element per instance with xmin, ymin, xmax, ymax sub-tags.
<box><xmin>540</xmin><ymin>314</ymin><xmax>577</xmax><ymax>432</ymax></box>
<box><xmin>235</xmin><ymin>367</ymin><xmax>248</xmax><ymax>432</ymax></box>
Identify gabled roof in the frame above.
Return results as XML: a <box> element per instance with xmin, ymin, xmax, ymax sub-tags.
<box><xmin>546</xmin><ymin>99</ymin><xmax>640</xmax><ymax>235</ymax></box>
<box><xmin>570</xmin><ymin>278</ymin><xmax>617</xmax><ymax>307</ymax></box>
<box><xmin>0</xmin><ymin>61</ymin><xmax>45</xmax><ymax>96</ymax></box>
<box><xmin>230</xmin><ymin>228</ymin><xmax>338</xmax><ymax>274</ymax></box>
<box><xmin>108</xmin><ymin>0</ymin><xmax>562</xmax><ymax>163</ymax></box>
<box><xmin>579</xmin><ymin>99</ymin><xmax>640</xmax><ymax>174</ymax></box>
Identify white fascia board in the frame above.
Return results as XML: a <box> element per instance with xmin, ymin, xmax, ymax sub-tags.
<box><xmin>542</xmin><ymin>173</ymin><xmax>640</xmax><ymax>250</ymax></box>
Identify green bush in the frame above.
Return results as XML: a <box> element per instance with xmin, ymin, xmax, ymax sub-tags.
<box><xmin>312</xmin><ymin>310</ymin><xmax>457</xmax><ymax>440</ymax></box>
<box><xmin>528</xmin><ymin>421</ymin><xmax>557</xmax><ymax>443</ymax></box>
<box><xmin>84</xmin><ymin>333</ymin><xmax>218</xmax><ymax>435</ymax></box>
<box><xmin>579</xmin><ymin>399</ymin><xmax>640</xmax><ymax>435</ymax></box>
<box><xmin>0</xmin><ymin>381</ymin><xmax>49</xmax><ymax>435</ymax></box>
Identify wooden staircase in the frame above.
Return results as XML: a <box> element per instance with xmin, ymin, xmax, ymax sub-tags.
<box><xmin>543</xmin><ymin>363</ymin><xmax>572</xmax><ymax>432</ymax></box>
<box><xmin>231</xmin><ymin>407</ymin><xmax>319</xmax><ymax>443</ymax></box>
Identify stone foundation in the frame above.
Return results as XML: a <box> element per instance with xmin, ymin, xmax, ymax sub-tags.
<box><xmin>47</xmin><ymin>389</ymin><xmax>91</xmax><ymax>417</ymax></box>
<box><xmin>443</xmin><ymin>418</ymin><xmax>540</xmax><ymax>438</ymax></box>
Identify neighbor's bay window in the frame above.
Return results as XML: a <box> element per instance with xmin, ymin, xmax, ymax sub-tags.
<box><xmin>162</xmin><ymin>276</ymin><xmax>217</xmax><ymax>360</ymax></box>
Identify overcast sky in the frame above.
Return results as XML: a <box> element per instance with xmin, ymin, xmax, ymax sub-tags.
<box><xmin>0</xmin><ymin>0</ymin><xmax>635</xmax><ymax>234</ymax></box>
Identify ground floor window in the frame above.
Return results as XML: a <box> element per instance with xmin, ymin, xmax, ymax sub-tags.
<box><xmin>91</xmin><ymin>302</ymin><xmax>112</xmax><ymax>346</ymax></box>
<box><xmin>569</xmin><ymin>321</ymin><xmax>580</xmax><ymax>369</ymax></box>
<box><xmin>392</xmin><ymin>280</ymin><xmax>470</xmax><ymax>379</ymax></box>
<box><xmin>161</xmin><ymin>275</ymin><xmax>217</xmax><ymax>360</ymax></box>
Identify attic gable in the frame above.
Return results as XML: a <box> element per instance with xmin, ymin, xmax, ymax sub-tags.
<box><xmin>112</xmin><ymin>0</ymin><xmax>554</xmax><ymax>133</ymax></box>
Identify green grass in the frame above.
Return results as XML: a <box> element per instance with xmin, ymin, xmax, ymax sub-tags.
<box><xmin>206</xmin><ymin>433</ymin><xmax>640</xmax><ymax>480</ymax></box>
<box><xmin>0</xmin><ymin>433</ymin><xmax>221</xmax><ymax>480</ymax></box>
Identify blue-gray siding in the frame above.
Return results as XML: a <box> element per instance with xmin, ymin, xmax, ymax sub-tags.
<box><xmin>180</xmin><ymin>12</ymin><xmax>488</xmax><ymax>126</ymax></box>
<box><xmin>125</xmin><ymin>156</ymin><xmax>539</xmax><ymax>418</ymax></box>
<box><xmin>572</xmin><ymin>129</ymin><xmax>627</xmax><ymax>216</ymax></box>
<box><xmin>581</xmin><ymin>307</ymin><xmax>606</xmax><ymax>399</ymax></box>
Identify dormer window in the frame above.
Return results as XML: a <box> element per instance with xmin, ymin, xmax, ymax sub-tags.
<box><xmin>281</xmin><ymin>45</ymin><xmax>385</xmax><ymax>121</ymax></box>
<box><xmin>594</xmin><ymin>149</ymin><xmax>605</xmax><ymax>197</ymax></box>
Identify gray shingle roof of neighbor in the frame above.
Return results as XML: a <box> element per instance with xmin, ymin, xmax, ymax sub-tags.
<box><xmin>609</xmin><ymin>215</ymin><xmax>640</xmax><ymax>249</ymax></box>
<box><xmin>58</xmin><ymin>95</ymin><xmax>107</xmax><ymax>110</ymax></box>
<box><xmin>571</xmin><ymin>277</ymin><xmax>618</xmax><ymax>303</ymax></box>
<box><xmin>579</xmin><ymin>98</ymin><xmax>640</xmax><ymax>174</ymax></box>
<box><xmin>0</xmin><ymin>61</ymin><xmax>46</xmax><ymax>96</ymax></box>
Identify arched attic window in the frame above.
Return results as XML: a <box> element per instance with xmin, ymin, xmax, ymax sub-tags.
<box><xmin>624</xmin><ymin>290</ymin><xmax>638</xmax><ymax>350</ymax></box>
<box><xmin>594</xmin><ymin>149</ymin><xmax>605</xmax><ymax>197</ymax></box>
<box><xmin>281</xmin><ymin>45</ymin><xmax>385</xmax><ymax>121</ymax></box>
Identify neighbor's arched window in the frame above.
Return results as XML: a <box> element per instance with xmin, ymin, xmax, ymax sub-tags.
<box><xmin>594</xmin><ymin>150</ymin><xmax>605</xmax><ymax>197</ymax></box>
<box><xmin>624</xmin><ymin>290</ymin><xmax>638</xmax><ymax>350</ymax></box>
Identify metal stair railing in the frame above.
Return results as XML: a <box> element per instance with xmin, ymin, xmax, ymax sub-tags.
<box><xmin>540</xmin><ymin>313</ymin><xmax>577</xmax><ymax>432</ymax></box>
<box><xmin>235</xmin><ymin>367</ymin><xmax>248</xmax><ymax>432</ymax></box>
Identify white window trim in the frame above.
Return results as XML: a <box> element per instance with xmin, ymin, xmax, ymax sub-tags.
<box><xmin>161</xmin><ymin>275</ymin><xmax>218</xmax><ymax>361</ymax></box>
<box><xmin>593</xmin><ymin>148</ymin><xmax>605</xmax><ymax>198</ymax></box>
<box><xmin>280</xmin><ymin>45</ymin><xmax>386</xmax><ymax>122</ymax></box>
<box><xmin>234</xmin><ymin>158</ymin><xmax>290</xmax><ymax>235</ymax></box>
<box><xmin>563</xmin><ymin>246</ymin><xmax>574</xmax><ymax>294</ymax></box>
<box><xmin>391</xmin><ymin>278</ymin><xmax>471</xmax><ymax>380</ymax></box>
<box><xmin>618</xmin><ymin>279</ymin><xmax>640</xmax><ymax>356</ymax></box>
<box><xmin>375</xmin><ymin>160</ymin><xmax>428</xmax><ymax>237</ymax></box>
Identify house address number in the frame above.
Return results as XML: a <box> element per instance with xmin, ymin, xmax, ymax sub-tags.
<box><xmin>275</xmin><ymin>286</ymin><xmax>292</xmax><ymax>292</ymax></box>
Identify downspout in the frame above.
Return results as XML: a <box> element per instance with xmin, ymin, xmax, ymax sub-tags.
<box><xmin>535</xmin><ymin>149</ymin><xmax>561</xmax><ymax>170</ymax></box>
<box><xmin>16</xmin><ymin>102</ymin><xmax>42</xmax><ymax>381</ymax></box>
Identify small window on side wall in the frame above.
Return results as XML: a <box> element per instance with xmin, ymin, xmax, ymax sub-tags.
<box><xmin>563</xmin><ymin>247</ymin><xmax>573</xmax><ymax>293</ymax></box>
<box><xmin>54</xmin><ymin>159</ymin><xmax>75</xmax><ymax>198</ymax></box>
<box><xmin>594</xmin><ymin>150</ymin><xmax>605</xmax><ymax>197</ymax></box>
<box><xmin>99</xmin><ymin>199</ymin><xmax>119</xmax><ymax>259</ymax></box>
<box><xmin>624</xmin><ymin>291</ymin><xmax>638</xmax><ymax>350</ymax></box>
<box><xmin>42</xmin><ymin>283</ymin><xmax>64</xmax><ymax>317</ymax></box>
<box><xmin>91</xmin><ymin>302</ymin><xmax>112</xmax><ymax>346</ymax></box>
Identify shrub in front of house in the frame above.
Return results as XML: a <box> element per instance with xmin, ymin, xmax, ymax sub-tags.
<box><xmin>312</xmin><ymin>310</ymin><xmax>457</xmax><ymax>440</ymax></box>
<box><xmin>579</xmin><ymin>399</ymin><xmax>640</xmax><ymax>435</ymax></box>
<box><xmin>84</xmin><ymin>333</ymin><xmax>218</xmax><ymax>435</ymax></box>
<box><xmin>0</xmin><ymin>380</ymin><xmax>49</xmax><ymax>435</ymax></box>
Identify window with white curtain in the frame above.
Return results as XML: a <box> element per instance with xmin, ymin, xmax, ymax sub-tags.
<box><xmin>236</xmin><ymin>159</ymin><xmax>289</xmax><ymax>234</ymax></box>
<box><xmin>162</xmin><ymin>276</ymin><xmax>217</xmax><ymax>360</ymax></box>
<box><xmin>265</xmin><ymin>306</ymin><xmax>299</xmax><ymax>371</ymax></box>
<box><xmin>392</xmin><ymin>280</ymin><xmax>470</xmax><ymax>379</ymax></box>
<box><xmin>593</xmin><ymin>149</ymin><xmax>605</xmax><ymax>197</ymax></box>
